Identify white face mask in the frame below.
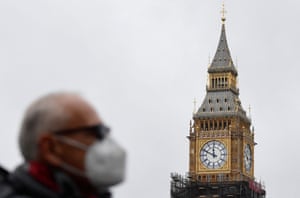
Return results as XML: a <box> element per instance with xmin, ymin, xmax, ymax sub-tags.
<box><xmin>54</xmin><ymin>135</ymin><xmax>126</xmax><ymax>190</ymax></box>
<box><xmin>85</xmin><ymin>137</ymin><xmax>126</xmax><ymax>188</ymax></box>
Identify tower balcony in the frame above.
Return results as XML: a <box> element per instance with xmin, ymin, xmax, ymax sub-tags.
<box><xmin>206</xmin><ymin>85</ymin><xmax>239</xmax><ymax>95</ymax></box>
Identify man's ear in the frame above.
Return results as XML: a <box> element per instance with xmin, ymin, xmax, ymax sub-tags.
<box><xmin>37</xmin><ymin>133</ymin><xmax>63</xmax><ymax>167</ymax></box>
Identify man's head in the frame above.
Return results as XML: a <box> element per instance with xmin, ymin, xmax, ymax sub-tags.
<box><xmin>19</xmin><ymin>92</ymin><xmax>100</xmax><ymax>161</ymax></box>
<box><xmin>18</xmin><ymin>92</ymin><xmax>125</xmax><ymax>191</ymax></box>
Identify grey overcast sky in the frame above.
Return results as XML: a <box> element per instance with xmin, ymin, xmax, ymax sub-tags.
<box><xmin>0</xmin><ymin>0</ymin><xmax>299</xmax><ymax>197</ymax></box>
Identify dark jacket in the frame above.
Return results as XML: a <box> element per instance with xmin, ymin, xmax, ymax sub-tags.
<box><xmin>0</xmin><ymin>164</ymin><xmax>111</xmax><ymax>198</ymax></box>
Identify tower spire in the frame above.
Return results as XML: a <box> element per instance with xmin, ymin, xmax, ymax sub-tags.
<box><xmin>208</xmin><ymin>2</ymin><xmax>237</xmax><ymax>76</ymax></box>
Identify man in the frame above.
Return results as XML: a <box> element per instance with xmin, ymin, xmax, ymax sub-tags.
<box><xmin>0</xmin><ymin>92</ymin><xmax>126</xmax><ymax>198</ymax></box>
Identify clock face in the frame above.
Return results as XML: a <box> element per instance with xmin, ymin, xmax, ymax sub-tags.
<box><xmin>244</xmin><ymin>144</ymin><xmax>252</xmax><ymax>172</ymax></box>
<box><xmin>200</xmin><ymin>140</ymin><xmax>227</xmax><ymax>169</ymax></box>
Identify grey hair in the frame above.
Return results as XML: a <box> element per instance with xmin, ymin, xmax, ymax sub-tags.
<box><xmin>18</xmin><ymin>92</ymin><xmax>78</xmax><ymax>161</ymax></box>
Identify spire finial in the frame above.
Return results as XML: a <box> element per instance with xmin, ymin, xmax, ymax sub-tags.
<box><xmin>221</xmin><ymin>2</ymin><xmax>227</xmax><ymax>23</ymax></box>
<box><xmin>248</xmin><ymin>105</ymin><xmax>252</xmax><ymax>118</ymax></box>
<box><xmin>193</xmin><ymin>98</ymin><xmax>197</xmax><ymax>114</ymax></box>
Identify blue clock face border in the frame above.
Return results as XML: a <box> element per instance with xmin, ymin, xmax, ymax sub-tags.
<box><xmin>200</xmin><ymin>140</ymin><xmax>227</xmax><ymax>169</ymax></box>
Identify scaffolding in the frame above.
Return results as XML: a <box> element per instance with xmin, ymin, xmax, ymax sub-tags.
<box><xmin>170</xmin><ymin>173</ymin><xmax>266</xmax><ymax>198</ymax></box>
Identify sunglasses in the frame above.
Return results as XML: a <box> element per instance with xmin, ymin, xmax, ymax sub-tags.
<box><xmin>52</xmin><ymin>124</ymin><xmax>110</xmax><ymax>140</ymax></box>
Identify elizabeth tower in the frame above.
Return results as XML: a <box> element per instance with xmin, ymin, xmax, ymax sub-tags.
<box><xmin>170</xmin><ymin>5</ymin><xmax>266</xmax><ymax>198</ymax></box>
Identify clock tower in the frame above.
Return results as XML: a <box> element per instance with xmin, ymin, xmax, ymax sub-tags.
<box><xmin>171</xmin><ymin>5</ymin><xmax>266</xmax><ymax>198</ymax></box>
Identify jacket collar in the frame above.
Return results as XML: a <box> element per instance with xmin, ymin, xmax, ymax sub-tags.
<box><xmin>9</xmin><ymin>163</ymin><xmax>111</xmax><ymax>198</ymax></box>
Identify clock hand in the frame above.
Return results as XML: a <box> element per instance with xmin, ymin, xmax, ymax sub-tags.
<box><xmin>212</xmin><ymin>142</ymin><xmax>216</xmax><ymax>158</ymax></box>
<box><xmin>247</xmin><ymin>155</ymin><xmax>250</xmax><ymax>161</ymax></box>
<box><xmin>203</xmin><ymin>150</ymin><xmax>215</xmax><ymax>157</ymax></box>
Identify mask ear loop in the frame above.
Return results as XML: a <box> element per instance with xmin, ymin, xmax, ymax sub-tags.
<box><xmin>52</xmin><ymin>136</ymin><xmax>89</xmax><ymax>178</ymax></box>
<box><xmin>53</xmin><ymin>136</ymin><xmax>89</xmax><ymax>150</ymax></box>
